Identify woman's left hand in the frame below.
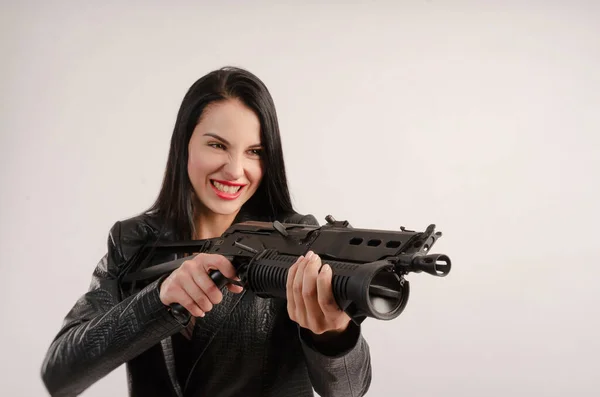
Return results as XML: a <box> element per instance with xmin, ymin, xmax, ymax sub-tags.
<box><xmin>286</xmin><ymin>251</ymin><xmax>351</xmax><ymax>339</ymax></box>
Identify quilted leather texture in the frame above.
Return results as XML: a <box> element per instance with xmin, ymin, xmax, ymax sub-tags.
<box><xmin>40</xmin><ymin>210</ymin><xmax>372</xmax><ymax>397</ymax></box>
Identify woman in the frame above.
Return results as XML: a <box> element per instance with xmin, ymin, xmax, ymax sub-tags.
<box><xmin>40</xmin><ymin>66</ymin><xmax>372</xmax><ymax>397</ymax></box>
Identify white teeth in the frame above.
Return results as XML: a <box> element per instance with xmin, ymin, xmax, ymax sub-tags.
<box><xmin>212</xmin><ymin>181</ymin><xmax>242</xmax><ymax>194</ymax></box>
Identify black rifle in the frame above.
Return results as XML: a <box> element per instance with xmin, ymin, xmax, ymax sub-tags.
<box><xmin>122</xmin><ymin>215</ymin><xmax>451</xmax><ymax>325</ymax></box>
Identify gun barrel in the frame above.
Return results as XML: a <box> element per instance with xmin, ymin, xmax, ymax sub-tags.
<box><xmin>411</xmin><ymin>254</ymin><xmax>451</xmax><ymax>277</ymax></box>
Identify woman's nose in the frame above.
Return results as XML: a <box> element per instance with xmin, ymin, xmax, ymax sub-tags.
<box><xmin>222</xmin><ymin>156</ymin><xmax>244</xmax><ymax>180</ymax></box>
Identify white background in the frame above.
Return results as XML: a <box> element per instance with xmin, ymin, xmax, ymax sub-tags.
<box><xmin>2</xmin><ymin>1</ymin><xmax>599</xmax><ymax>396</ymax></box>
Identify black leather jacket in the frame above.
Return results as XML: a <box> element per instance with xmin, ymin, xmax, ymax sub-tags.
<box><xmin>40</xmin><ymin>210</ymin><xmax>372</xmax><ymax>397</ymax></box>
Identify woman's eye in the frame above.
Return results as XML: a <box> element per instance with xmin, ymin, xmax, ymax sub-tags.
<box><xmin>249</xmin><ymin>148</ymin><xmax>263</xmax><ymax>156</ymax></box>
<box><xmin>209</xmin><ymin>143</ymin><xmax>226</xmax><ymax>150</ymax></box>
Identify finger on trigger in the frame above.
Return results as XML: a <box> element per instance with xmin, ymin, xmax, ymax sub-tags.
<box><xmin>210</xmin><ymin>254</ymin><xmax>238</xmax><ymax>278</ymax></box>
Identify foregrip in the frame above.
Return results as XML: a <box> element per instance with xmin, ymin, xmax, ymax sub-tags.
<box><xmin>244</xmin><ymin>251</ymin><xmax>409</xmax><ymax>321</ymax></box>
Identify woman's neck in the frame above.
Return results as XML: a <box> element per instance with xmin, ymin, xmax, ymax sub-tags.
<box><xmin>193</xmin><ymin>208</ymin><xmax>240</xmax><ymax>240</ymax></box>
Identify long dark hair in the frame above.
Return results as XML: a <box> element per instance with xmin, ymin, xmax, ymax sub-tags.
<box><xmin>145</xmin><ymin>66</ymin><xmax>295</xmax><ymax>239</ymax></box>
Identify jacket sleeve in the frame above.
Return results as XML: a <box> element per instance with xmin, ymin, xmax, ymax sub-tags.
<box><xmin>40</xmin><ymin>220</ymin><xmax>186</xmax><ymax>397</ymax></box>
<box><xmin>295</xmin><ymin>214</ymin><xmax>372</xmax><ymax>397</ymax></box>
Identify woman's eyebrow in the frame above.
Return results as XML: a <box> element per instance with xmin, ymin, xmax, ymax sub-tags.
<box><xmin>203</xmin><ymin>132</ymin><xmax>230</xmax><ymax>145</ymax></box>
<box><xmin>203</xmin><ymin>132</ymin><xmax>262</xmax><ymax>148</ymax></box>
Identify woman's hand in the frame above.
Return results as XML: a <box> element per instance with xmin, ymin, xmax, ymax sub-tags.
<box><xmin>159</xmin><ymin>253</ymin><xmax>244</xmax><ymax>317</ymax></box>
<box><xmin>286</xmin><ymin>251</ymin><xmax>351</xmax><ymax>339</ymax></box>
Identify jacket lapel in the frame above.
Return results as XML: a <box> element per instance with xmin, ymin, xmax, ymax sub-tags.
<box><xmin>160</xmin><ymin>338</ymin><xmax>184</xmax><ymax>397</ymax></box>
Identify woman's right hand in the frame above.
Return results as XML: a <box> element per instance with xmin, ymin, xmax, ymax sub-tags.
<box><xmin>159</xmin><ymin>253</ymin><xmax>244</xmax><ymax>317</ymax></box>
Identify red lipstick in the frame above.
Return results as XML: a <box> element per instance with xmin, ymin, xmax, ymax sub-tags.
<box><xmin>210</xmin><ymin>179</ymin><xmax>245</xmax><ymax>200</ymax></box>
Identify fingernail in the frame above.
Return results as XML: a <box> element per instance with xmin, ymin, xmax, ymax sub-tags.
<box><xmin>322</xmin><ymin>264</ymin><xmax>330</xmax><ymax>272</ymax></box>
<box><xmin>306</xmin><ymin>251</ymin><xmax>314</xmax><ymax>260</ymax></box>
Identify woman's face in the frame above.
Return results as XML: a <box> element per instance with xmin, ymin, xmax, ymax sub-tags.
<box><xmin>187</xmin><ymin>98</ymin><xmax>264</xmax><ymax>217</ymax></box>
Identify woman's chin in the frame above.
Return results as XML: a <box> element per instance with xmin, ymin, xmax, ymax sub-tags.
<box><xmin>204</xmin><ymin>199</ymin><xmax>244</xmax><ymax>217</ymax></box>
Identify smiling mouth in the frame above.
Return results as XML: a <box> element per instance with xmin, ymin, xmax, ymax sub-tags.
<box><xmin>211</xmin><ymin>180</ymin><xmax>244</xmax><ymax>194</ymax></box>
